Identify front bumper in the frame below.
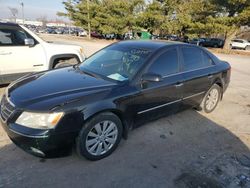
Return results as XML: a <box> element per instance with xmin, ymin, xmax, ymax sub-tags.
<box><xmin>1</xmin><ymin>121</ymin><xmax>77</xmax><ymax>158</ymax></box>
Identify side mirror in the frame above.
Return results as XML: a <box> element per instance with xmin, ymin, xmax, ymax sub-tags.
<box><xmin>141</xmin><ymin>73</ymin><xmax>163</xmax><ymax>82</ymax></box>
<box><xmin>24</xmin><ymin>38</ymin><xmax>35</xmax><ymax>47</ymax></box>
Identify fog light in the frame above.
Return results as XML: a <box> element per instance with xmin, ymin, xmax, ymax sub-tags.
<box><xmin>30</xmin><ymin>147</ymin><xmax>45</xmax><ymax>157</ymax></box>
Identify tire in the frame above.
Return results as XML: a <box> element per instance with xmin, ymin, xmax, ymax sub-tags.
<box><xmin>76</xmin><ymin>112</ymin><xmax>123</xmax><ymax>161</ymax></box>
<box><xmin>214</xmin><ymin>44</ymin><xmax>218</xmax><ymax>48</ymax></box>
<box><xmin>199</xmin><ymin>84</ymin><xmax>222</xmax><ymax>113</ymax></box>
<box><xmin>54</xmin><ymin>58</ymin><xmax>79</xmax><ymax>69</ymax></box>
<box><xmin>245</xmin><ymin>46</ymin><xmax>250</xmax><ymax>51</ymax></box>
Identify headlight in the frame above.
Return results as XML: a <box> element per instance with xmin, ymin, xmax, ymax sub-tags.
<box><xmin>16</xmin><ymin>112</ymin><xmax>64</xmax><ymax>129</ymax></box>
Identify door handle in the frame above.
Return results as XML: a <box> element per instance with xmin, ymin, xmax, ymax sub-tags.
<box><xmin>175</xmin><ymin>82</ymin><xmax>184</xmax><ymax>87</ymax></box>
<box><xmin>33</xmin><ymin>64</ymin><xmax>44</xmax><ymax>67</ymax></box>
<box><xmin>0</xmin><ymin>52</ymin><xmax>12</xmax><ymax>55</ymax></box>
<box><xmin>208</xmin><ymin>74</ymin><xmax>213</xmax><ymax>79</ymax></box>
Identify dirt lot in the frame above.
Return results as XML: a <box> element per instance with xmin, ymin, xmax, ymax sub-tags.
<box><xmin>0</xmin><ymin>35</ymin><xmax>250</xmax><ymax>188</ymax></box>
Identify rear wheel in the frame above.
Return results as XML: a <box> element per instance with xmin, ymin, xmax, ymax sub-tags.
<box><xmin>245</xmin><ymin>46</ymin><xmax>250</xmax><ymax>51</ymax></box>
<box><xmin>199</xmin><ymin>84</ymin><xmax>222</xmax><ymax>113</ymax></box>
<box><xmin>76</xmin><ymin>112</ymin><xmax>123</xmax><ymax>160</ymax></box>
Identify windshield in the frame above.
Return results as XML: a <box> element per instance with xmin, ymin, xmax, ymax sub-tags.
<box><xmin>79</xmin><ymin>45</ymin><xmax>152</xmax><ymax>81</ymax></box>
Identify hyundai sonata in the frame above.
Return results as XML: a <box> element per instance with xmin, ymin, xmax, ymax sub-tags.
<box><xmin>0</xmin><ymin>41</ymin><xmax>231</xmax><ymax>160</ymax></box>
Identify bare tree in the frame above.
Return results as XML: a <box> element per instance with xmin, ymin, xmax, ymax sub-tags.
<box><xmin>37</xmin><ymin>16</ymin><xmax>48</xmax><ymax>28</ymax></box>
<box><xmin>8</xmin><ymin>7</ymin><xmax>18</xmax><ymax>22</ymax></box>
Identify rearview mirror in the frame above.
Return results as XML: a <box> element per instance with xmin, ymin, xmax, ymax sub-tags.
<box><xmin>141</xmin><ymin>73</ymin><xmax>163</xmax><ymax>82</ymax></box>
<box><xmin>24</xmin><ymin>38</ymin><xmax>35</xmax><ymax>47</ymax></box>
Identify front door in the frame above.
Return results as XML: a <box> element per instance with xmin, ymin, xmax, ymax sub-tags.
<box><xmin>134</xmin><ymin>47</ymin><xmax>184</xmax><ymax>124</ymax></box>
<box><xmin>0</xmin><ymin>25</ymin><xmax>46</xmax><ymax>83</ymax></box>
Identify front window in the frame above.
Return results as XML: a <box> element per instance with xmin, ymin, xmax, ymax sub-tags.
<box><xmin>0</xmin><ymin>28</ymin><xmax>27</xmax><ymax>46</ymax></box>
<box><xmin>147</xmin><ymin>48</ymin><xmax>179</xmax><ymax>76</ymax></box>
<box><xmin>79</xmin><ymin>45</ymin><xmax>152</xmax><ymax>81</ymax></box>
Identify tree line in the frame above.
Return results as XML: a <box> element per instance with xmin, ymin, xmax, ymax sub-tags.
<box><xmin>58</xmin><ymin>0</ymin><xmax>250</xmax><ymax>49</ymax></box>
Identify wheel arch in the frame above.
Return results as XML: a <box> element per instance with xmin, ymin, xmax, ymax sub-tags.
<box><xmin>49</xmin><ymin>54</ymin><xmax>81</xmax><ymax>69</ymax></box>
<box><xmin>82</xmin><ymin>106</ymin><xmax>129</xmax><ymax>140</ymax></box>
<box><xmin>212</xmin><ymin>78</ymin><xmax>224</xmax><ymax>99</ymax></box>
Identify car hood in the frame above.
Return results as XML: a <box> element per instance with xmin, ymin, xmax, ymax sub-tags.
<box><xmin>8</xmin><ymin>67</ymin><xmax>116</xmax><ymax>111</ymax></box>
<box><xmin>45</xmin><ymin>42</ymin><xmax>82</xmax><ymax>52</ymax></box>
<box><xmin>46</xmin><ymin>42</ymin><xmax>81</xmax><ymax>50</ymax></box>
<box><xmin>44</xmin><ymin>42</ymin><xmax>85</xmax><ymax>61</ymax></box>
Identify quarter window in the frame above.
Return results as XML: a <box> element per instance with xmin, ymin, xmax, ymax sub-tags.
<box><xmin>202</xmin><ymin>52</ymin><xmax>214</xmax><ymax>66</ymax></box>
<box><xmin>147</xmin><ymin>48</ymin><xmax>178</xmax><ymax>76</ymax></box>
<box><xmin>182</xmin><ymin>47</ymin><xmax>203</xmax><ymax>71</ymax></box>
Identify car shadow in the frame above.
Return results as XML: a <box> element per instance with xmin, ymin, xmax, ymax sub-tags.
<box><xmin>0</xmin><ymin>109</ymin><xmax>249</xmax><ymax>188</ymax></box>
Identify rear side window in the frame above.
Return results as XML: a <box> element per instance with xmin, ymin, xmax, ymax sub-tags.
<box><xmin>181</xmin><ymin>47</ymin><xmax>203</xmax><ymax>71</ymax></box>
<box><xmin>147</xmin><ymin>48</ymin><xmax>178</xmax><ymax>76</ymax></box>
<box><xmin>234</xmin><ymin>40</ymin><xmax>243</xmax><ymax>43</ymax></box>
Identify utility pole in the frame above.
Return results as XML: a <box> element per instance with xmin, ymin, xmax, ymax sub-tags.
<box><xmin>87</xmin><ymin>0</ymin><xmax>91</xmax><ymax>39</ymax></box>
<box><xmin>20</xmin><ymin>2</ymin><xmax>24</xmax><ymax>24</ymax></box>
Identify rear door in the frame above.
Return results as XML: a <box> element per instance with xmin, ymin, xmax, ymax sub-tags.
<box><xmin>180</xmin><ymin>46</ymin><xmax>217</xmax><ymax>108</ymax></box>
<box><xmin>239</xmin><ymin>40</ymin><xmax>247</xmax><ymax>49</ymax></box>
<box><xmin>134</xmin><ymin>47</ymin><xmax>184</xmax><ymax>123</ymax></box>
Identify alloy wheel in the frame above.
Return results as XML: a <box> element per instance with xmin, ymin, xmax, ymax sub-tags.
<box><xmin>85</xmin><ymin>120</ymin><xmax>118</xmax><ymax>156</ymax></box>
<box><xmin>205</xmin><ymin>88</ymin><xmax>219</xmax><ymax>111</ymax></box>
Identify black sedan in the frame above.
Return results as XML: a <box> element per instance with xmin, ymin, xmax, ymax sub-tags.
<box><xmin>0</xmin><ymin>41</ymin><xmax>231</xmax><ymax>160</ymax></box>
<box><xmin>199</xmin><ymin>38</ymin><xmax>225</xmax><ymax>48</ymax></box>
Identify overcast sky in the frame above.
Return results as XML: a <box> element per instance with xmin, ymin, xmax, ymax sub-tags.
<box><xmin>0</xmin><ymin>0</ymin><xmax>67</xmax><ymax>21</ymax></box>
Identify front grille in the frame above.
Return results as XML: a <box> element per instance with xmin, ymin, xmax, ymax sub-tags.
<box><xmin>0</xmin><ymin>95</ymin><xmax>15</xmax><ymax>122</ymax></box>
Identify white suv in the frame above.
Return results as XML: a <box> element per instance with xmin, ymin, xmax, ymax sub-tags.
<box><xmin>230</xmin><ymin>39</ymin><xmax>250</xmax><ymax>50</ymax></box>
<box><xmin>0</xmin><ymin>22</ymin><xmax>86</xmax><ymax>84</ymax></box>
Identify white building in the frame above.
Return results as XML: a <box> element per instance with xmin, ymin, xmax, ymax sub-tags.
<box><xmin>1</xmin><ymin>18</ymin><xmax>69</xmax><ymax>27</ymax></box>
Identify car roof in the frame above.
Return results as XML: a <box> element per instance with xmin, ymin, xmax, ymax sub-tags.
<box><xmin>0</xmin><ymin>21</ymin><xmax>19</xmax><ymax>27</ymax></box>
<box><xmin>115</xmin><ymin>40</ymin><xmax>186</xmax><ymax>50</ymax></box>
<box><xmin>233</xmin><ymin>39</ymin><xmax>247</xmax><ymax>41</ymax></box>
<box><xmin>211</xmin><ymin>38</ymin><xmax>223</xmax><ymax>40</ymax></box>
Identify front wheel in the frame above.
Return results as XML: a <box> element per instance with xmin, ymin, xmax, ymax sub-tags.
<box><xmin>76</xmin><ymin>112</ymin><xmax>123</xmax><ymax>161</ymax></box>
<box><xmin>200</xmin><ymin>84</ymin><xmax>222</xmax><ymax>113</ymax></box>
<box><xmin>54</xmin><ymin>58</ymin><xmax>79</xmax><ymax>68</ymax></box>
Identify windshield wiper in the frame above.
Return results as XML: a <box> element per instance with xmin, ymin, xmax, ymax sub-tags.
<box><xmin>73</xmin><ymin>65</ymin><xmax>97</xmax><ymax>78</ymax></box>
<box><xmin>83</xmin><ymin>70</ymin><xmax>98</xmax><ymax>78</ymax></box>
<box><xmin>80</xmin><ymin>68</ymin><xmax>101</xmax><ymax>79</ymax></box>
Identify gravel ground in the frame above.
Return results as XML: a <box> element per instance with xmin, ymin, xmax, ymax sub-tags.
<box><xmin>0</xmin><ymin>35</ymin><xmax>250</xmax><ymax>188</ymax></box>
